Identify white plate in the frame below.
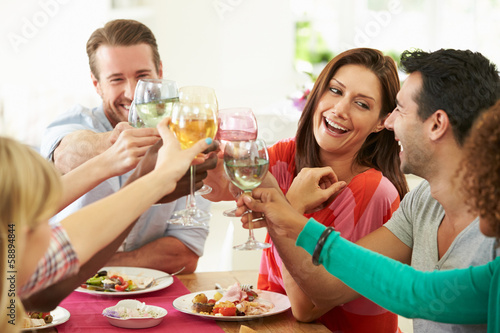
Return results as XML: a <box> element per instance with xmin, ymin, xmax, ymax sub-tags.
<box><xmin>22</xmin><ymin>306</ymin><xmax>70</xmax><ymax>331</ymax></box>
<box><xmin>173</xmin><ymin>290</ymin><xmax>291</xmax><ymax>321</ymax></box>
<box><xmin>76</xmin><ymin>266</ymin><xmax>174</xmax><ymax>296</ymax></box>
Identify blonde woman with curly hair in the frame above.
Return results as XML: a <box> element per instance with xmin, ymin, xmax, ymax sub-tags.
<box><xmin>0</xmin><ymin>119</ymin><xmax>212</xmax><ymax>332</ymax></box>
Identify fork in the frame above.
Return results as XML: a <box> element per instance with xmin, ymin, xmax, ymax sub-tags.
<box><xmin>136</xmin><ymin>266</ymin><xmax>186</xmax><ymax>290</ymax></box>
<box><xmin>214</xmin><ymin>283</ymin><xmax>253</xmax><ymax>292</ymax></box>
<box><xmin>241</xmin><ymin>284</ymin><xmax>253</xmax><ymax>292</ymax></box>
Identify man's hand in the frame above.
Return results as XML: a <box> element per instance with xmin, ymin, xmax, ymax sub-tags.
<box><xmin>157</xmin><ymin>149</ymin><xmax>218</xmax><ymax>203</ymax></box>
<box><xmin>286</xmin><ymin>167</ymin><xmax>345</xmax><ymax>214</ymax></box>
<box><xmin>125</xmin><ymin>137</ymin><xmax>219</xmax><ymax>203</ymax></box>
<box><xmin>53</xmin><ymin>122</ymin><xmax>160</xmax><ymax>174</ymax></box>
<box><xmin>236</xmin><ymin>188</ymin><xmax>308</xmax><ymax>239</ymax></box>
<box><xmin>102</xmin><ymin>126</ymin><xmax>162</xmax><ymax>177</ymax></box>
<box><xmin>108</xmin><ymin>121</ymin><xmax>135</xmax><ymax>145</ymax></box>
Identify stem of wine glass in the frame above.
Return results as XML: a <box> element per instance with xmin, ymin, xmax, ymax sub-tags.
<box><xmin>186</xmin><ymin>165</ymin><xmax>197</xmax><ymax>213</ymax></box>
<box><xmin>244</xmin><ymin>191</ymin><xmax>257</xmax><ymax>242</ymax></box>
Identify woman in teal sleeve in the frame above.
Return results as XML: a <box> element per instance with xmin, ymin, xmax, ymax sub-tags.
<box><xmin>237</xmin><ymin>100</ymin><xmax>500</xmax><ymax>332</ymax></box>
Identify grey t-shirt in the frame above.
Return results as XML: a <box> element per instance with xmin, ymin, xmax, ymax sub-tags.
<box><xmin>384</xmin><ymin>180</ymin><xmax>497</xmax><ymax>333</ymax></box>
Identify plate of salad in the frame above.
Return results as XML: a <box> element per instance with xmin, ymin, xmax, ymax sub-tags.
<box><xmin>76</xmin><ymin>266</ymin><xmax>174</xmax><ymax>296</ymax></box>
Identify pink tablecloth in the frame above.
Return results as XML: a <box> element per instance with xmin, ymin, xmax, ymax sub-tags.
<box><xmin>57</xmin><ymin>276</ymin><xmax>224</xmax><ymax>332</ymax></box>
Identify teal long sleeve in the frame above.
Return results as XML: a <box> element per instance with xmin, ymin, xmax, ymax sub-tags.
<box><xmin>296</xmin><ymin>218</ymin><xmax>499</xmax><ymax>327</ymax></box>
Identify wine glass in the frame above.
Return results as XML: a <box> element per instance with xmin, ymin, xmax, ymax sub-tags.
<box><xmin>128</xmin><ymin>101</ymin><xmax>144</xmax><ymax>128</ymax></box>
<box><xmin>217</xmin><ymin>107</ymin><xmax>258</xmax><ymax>217</ymax></box>
<box><xmin>168</xmin><ymin>86</ymin><xmax>218</xmax><ymax>226</ymax></box>
<box><xmin>133</xmin><ymin>79</ymin><xmax>179</xmax><ymax>127</ymax></box>
<box><xmin>223</xmin><ymin>139</ymin><xmax>271</xmax><ymax>250</ymax></box>
<box><xmin>130</xmin><ymin>79</ymin><xmax>178</xmax><ymax>207</ymax></box>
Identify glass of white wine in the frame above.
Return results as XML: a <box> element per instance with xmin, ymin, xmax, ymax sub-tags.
<box><xmin>128</xmin><ymin>101</ymin><xmax>144</xmax><ymax>128</ymax></box>
<box><xmin>223</xmin><ymin>139</ymin><xmax>271</xmax><ymax>250</ymax></box>
<box><xmin>217</xmin><ymin>107</ymin><xmax>259</xmax><ymax>217</ymax></box>
<box><xmin>133</xmin><ymin>79</ymin><xmax>179</xmax><ymax>127</ymax></box>
<box><xmin>168</xmin><ymin>86</ymin><xmax>218</xmax><ymax>226</ymax></box>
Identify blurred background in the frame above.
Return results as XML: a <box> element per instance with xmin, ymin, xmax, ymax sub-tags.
<box><xmin>2</xmin><ymin>0</ymin><xmax>500</xmax><ymax>147</ymax></box>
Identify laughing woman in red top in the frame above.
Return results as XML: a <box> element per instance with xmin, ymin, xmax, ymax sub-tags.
<box><xmin>205</xmin><ymin>48</ymin><xmax>408</xmax><ymax>332</ymax></box>
<box><xmin>259</xmin><ymin>49</ymin><xmax>407</xmax><ymax>332</ymax></box>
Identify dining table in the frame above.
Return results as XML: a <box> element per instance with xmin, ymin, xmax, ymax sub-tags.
<box><xmin>34</xmin><ymin>269</ymin><xmax>330</xmax><ymax>332</ymax></box>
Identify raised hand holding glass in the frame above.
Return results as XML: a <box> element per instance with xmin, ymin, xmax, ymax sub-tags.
<box><xmin>168</xmin><ymin>86</ymin><xmax>218</xmax><ymax>226</ymax></box>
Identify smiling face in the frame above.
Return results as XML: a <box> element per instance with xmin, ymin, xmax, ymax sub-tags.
<box><xmin>312</xmin><ymin>64</ymin><xmax>386</xmax><ymax>164</ymax></box>
<box><xmin>385</xmin><ymin>72</ymin><xmax>432</xmax><ymax>177</ymax></box>
<box><xmin>92</xmin><ymin>43</ymin><xmax>162</xmax><ymax>127</ymax></box>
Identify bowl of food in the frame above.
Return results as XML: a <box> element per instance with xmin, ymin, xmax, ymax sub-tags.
<box><xmin>102</xmin><ymin>299</ymin><xmax>167</xmax><ymax>329</ymax></box>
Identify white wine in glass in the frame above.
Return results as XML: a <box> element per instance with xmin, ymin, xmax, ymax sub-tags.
<box><xmin>170</xmin><ymin>117</ymin><xmax>217</xmax><ymax>149</ymax></box>
<box><xmin>134</xmin><ymin>79</ymin><xmax>179</xmax><ymax>127</ymax></box>
<box><xmin>224</xmin><ymin>139</ymin><xmax>271</xmax><ymax>250</ymax></box>
<box><xmin>128</xmin><ymin>101</ymin><xmax>144</xmax><ymax>128</ymax></box>
<box><xmin>217</xmin><ymin>107</ymin><xmax>258</xmax><ymax>217</ymax></box>
<box><xmin>169</xmin><ymin>86</ymin><xmax>218</xmax><ymax>226</ymax></box>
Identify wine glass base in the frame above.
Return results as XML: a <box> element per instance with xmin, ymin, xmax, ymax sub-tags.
<box><xmin>223</xmin><ymin>208</ymin><xmax>237</xmax><ymax>217</ymax></box>
<box><xmin>196</xmin><ymin>185</ymin><xmax>212</xmax><ymax>196</ymax></box>
<box><xmin>223</xmin><ymin>208</ymin><xmax>251</xmax><ymax>217</ymax></box>
<box><xmin>168</xmin><ymin>216</ymin><xmax>207</xmax><ymax>226</ymax></box>
<box><xmin>233</xmin><ymin>240</ymin><xmax>271</xmax><ymax>251</ymax></box>
<box><xmin>168</xmin><ymin>208</ymin><xmax>211</xmax><ymax>227</ymax></box>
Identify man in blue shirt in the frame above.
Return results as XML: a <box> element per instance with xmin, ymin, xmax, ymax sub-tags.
<box><xmin>41</xmin><ymin>19</ymin><xmax>211</xmax><ymax>274</ymax></box>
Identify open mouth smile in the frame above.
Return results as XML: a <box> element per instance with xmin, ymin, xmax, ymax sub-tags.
<box><xmin>324</xmin><ymin>117</ymin><xmax>349</xmax><ymax>135</ymax></box>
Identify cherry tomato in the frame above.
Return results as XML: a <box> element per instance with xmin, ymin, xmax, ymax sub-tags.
<box><xmin>80</xmin><ymin>284</ymin><xmax>88</xmax><ymax>289</ymax></box>
<box><xmin>115</xmin><ymin>280</ymin><xmax>129</xmax><ymax>291</ymax></box>
<box><xmin>110</xmin><ymin>275</ymin><xmax>124</xmax><ymax>285</ymax></box>
<box><xmin>244</xmin><ymin>290</ymin><xmax>258</xmax><ymax>301</ymax></box>
<box><xmin>208</xmin><ymin>299</ymin><xmax>216</xmax><ymax>304</ymax></box>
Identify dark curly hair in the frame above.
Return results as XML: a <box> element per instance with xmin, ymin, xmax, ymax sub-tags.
<box><xmin>462</xmin><ymin>99</ymin><xmax>500</xmax><ymax>240</ymax></box>
<box><xmin>400</xmin><ymin>49</ymin><xmax>500</xmax><ymax>146</ymax></box>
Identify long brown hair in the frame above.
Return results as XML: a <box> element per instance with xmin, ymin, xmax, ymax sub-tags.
<box><xmin>295</xmin><ymin>48</ymin><xmax>408</xmax><ymax>199</ymax></box>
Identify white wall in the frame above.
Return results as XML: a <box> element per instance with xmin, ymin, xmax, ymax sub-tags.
<box><xmin>147</xmin><ymin>0</ymin><xmax>296</xmax><ymax>110</ymax></box>
<box><xmin>0</xmin><ymin>0</ymin><xmax>297</xmax><ymax>147</ymax></box>
<box><xmin>0</xmin><ymin>0</ymin><xmax>108</xmax><ymax>146</ymax></box>
<box><xmin>4</xmin><ymin>0</ymin><xmax>499</xmax><ymax>148</ymax></box>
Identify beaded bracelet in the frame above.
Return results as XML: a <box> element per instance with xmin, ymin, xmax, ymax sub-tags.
<box><xmin>312</xmin><ymin>227</ymin><xmax>335</xmax><ymax>266</ymax></box>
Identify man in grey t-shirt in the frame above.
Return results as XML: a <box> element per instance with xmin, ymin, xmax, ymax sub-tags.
<box><xmin>357</xmin><ymin>49</ymin><xmax>500</xmax><ymax>332</ymax></box>
<box><xmin>253</xmin><ymin>49</ymin><xmax>500</xmax><ymax>332</ymax></box>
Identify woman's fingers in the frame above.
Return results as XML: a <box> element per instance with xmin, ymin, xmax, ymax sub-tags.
<box><xmin>156</xmin><ymin>117</ymin><xmax>212</xmax><ymax>160</ymax></box>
